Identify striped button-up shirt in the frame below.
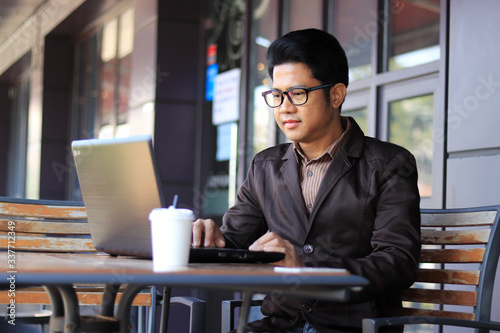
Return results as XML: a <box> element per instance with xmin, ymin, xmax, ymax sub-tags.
<box><xmin>294</xmin><ymin>117</ymin><xmax>351</xmax><ymax>214</ymax></box>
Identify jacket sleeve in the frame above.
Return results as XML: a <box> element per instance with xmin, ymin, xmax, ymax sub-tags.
<box><xmin>220</xmin><ymin>158</ymin><xmax>269</xmax><ymax>249</ymax></box>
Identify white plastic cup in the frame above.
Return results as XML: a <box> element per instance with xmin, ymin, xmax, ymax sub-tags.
<box><xmin>149</xmin><ymin>207</ymin><xmax>195</xmax><ymax>271</ymax></box>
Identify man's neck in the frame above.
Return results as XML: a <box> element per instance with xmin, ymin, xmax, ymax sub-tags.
<box><xmin>296</xmin><ymin>118</ymin><xmax>346</xmax><ymax>160</ymax></box>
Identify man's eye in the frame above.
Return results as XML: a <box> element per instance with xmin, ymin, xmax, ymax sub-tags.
<box><xmin>271</xmin><ymin>92</ymin><xmax>281</xmax><ymax>98</ymax></box>
<box><xmin>290</xmin><ymin>89</ymin><xmax>305</xmax><ymax>97</ymax></box>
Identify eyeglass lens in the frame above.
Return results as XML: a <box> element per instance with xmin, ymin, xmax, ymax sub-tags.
<box><xmin>264</xmin><ymin>88</ymin><xmax>308</xmax><ymax>107</ymax></box>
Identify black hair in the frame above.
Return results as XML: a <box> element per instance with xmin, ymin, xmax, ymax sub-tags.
<box><xmin>267</xmin><ymin>29</ymin><xmax>349</xmax><ymax>89</ymax></box>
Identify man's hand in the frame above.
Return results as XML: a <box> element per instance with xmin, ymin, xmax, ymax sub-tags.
<box><xmin>249</xmin><ymin>232</ymin><xmax>303</xmax><ymax>267</ymax></box>
<box><xmin>192</xmin><ymin>219</ymin><xmax>226</xmax><ymax>248</ymax></box>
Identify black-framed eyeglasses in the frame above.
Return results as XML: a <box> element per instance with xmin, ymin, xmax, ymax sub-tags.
<box><xmin>261</xmin><ymin>83</ymin><xmax>335</xmax><ymax>108</ymax></box>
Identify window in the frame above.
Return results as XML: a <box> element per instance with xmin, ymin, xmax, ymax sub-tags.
<box><xmin>214</xmin><ymin>0</ymin><xmax>445</xmax><ymax>213</ymax></box>
<box><xmin>71</xmin><ymin>7</ymin><xmax>134</xmax><ymax>200</ymax></box>
<box><xmin>343</xmin><ymin>107</ymin><xmax>368</xmax><ymax>134</ymax></box>
<box><xmin>331</xmin><ymin>0</ymin><xmax>443</xmax><ymax>207</ymax></box>
<box><xmin>7</xmin><ymin>79</ymin><xmax>30</xmax><ymax>197</ymax></box>
<box><xmin>99</xmin><ymin>7</ymin><xmax>134</xmax><ymax>138</ymax></box>
<box><xmin>387</xmin><ymin>0</ymin><xmax>440</xmax><ymax>71</ymax></box>
<box><xmin>73</xmin><ymin>7</ymin><xmax>134</xmax><ymax>141</ymax></box>
<box><xmin>388</xmin><ymin>94</ymin><xmax>434</xmax><ymax>197</ymax></box>
<box><xmin>380</xmin><ymin>75</ymin><xmax>443</xmax><ymax>207</ymax></box>
<box><xmin>250</xmin><ymin>0</ymin><xmax>279</xmax><ymax>157</ymax></box>
<box><xmin>330</xmin><ymin>0</ymin><xmax>378</xmax><ymax>82</ymax></box>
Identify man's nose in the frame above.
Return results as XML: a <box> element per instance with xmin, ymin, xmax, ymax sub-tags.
<box><xmin>279</xmin><ymin>93</ymin><xmax>296</xmax><ymax>112</ymax></box>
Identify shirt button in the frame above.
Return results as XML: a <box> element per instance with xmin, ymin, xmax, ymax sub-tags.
<box><xmin>303</xmin><ymin>244</ymin><xmax>314</xmax><ymax>254</ymax></box>
<box><xmin>307</xmin><ymin>171</ymin><xmax>313</xmax><ymax>177</ymax></box>
<box><xmin>307</xmin><ymin>203</ymin><xmax>312</xmax><ymax>209</ymax></box>
<box><xmin>302</xmin><ymin>303</ymin><xmax>313</xmax><ymax>313</ymax></box>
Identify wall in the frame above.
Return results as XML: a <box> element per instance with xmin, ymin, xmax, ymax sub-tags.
<box><xmin>39</xmin><ymin>35</ymin><xmax>73</xmax><ymax>200</ymax></box>
<box><xmin>0</xmin><ymin>83</ymin><xmax>9</xmax><ymax>195</ymax></box>
<box><xmin>446</xmin><ymin>0</ymin><xmax>500</xmax><ymax>208</ymax></box>
<box><xmin>446</xmin><ymin>0</ymin><xmax>500</xmax><ymax>327</ymax></box>
<box><xmin>153</xmin><ymin>0</ymin><xmax>203</xmax><ymax>210</ymax></box>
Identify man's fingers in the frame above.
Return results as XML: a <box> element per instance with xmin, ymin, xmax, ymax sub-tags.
<box><xmin>191</xmin><ymin>219</ymin><xmax>225</xmax><ymax>248</ymax></box>
<box><xmin>215</xmin><ymin>235</ymin><xmax>226</xmax><ymax>248</ymax></box>
<box><xmin>249</xmin><ymin>232</ymin><xmax>279</xmax><ymax>251</ymax></box>
<box><xmin>203</xmin><ymin>222</ymin><xmax>216</xmax><ymax>247</ymax></box>
<box><xmin>191</xmin><ymin>219</ymin><xmax>206</xmax><ymax>247</ymax></box>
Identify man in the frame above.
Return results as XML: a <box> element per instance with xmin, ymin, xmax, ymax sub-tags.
<box><xmin>192</xmin><ymin>29</ymin><xmax>421</xmax><ymax>333</ymax></box>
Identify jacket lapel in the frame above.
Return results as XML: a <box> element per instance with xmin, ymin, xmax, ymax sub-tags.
<box><xmin>280</xmin><ymin>144</ymin><xmax>309</xmax><ymax>220</ymax></box>
<box><xmin>310</xmin><ymin>117</ymin><xmax>364</xmax><ymax>222</ymax></box>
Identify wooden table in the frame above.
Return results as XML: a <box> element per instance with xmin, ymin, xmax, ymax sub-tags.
<box><xmin>1</xmin><ymin>252</ymin><xmax>369</xmax><ymax>333</ymax></box>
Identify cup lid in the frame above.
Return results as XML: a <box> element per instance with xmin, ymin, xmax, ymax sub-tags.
<box><xmin>149</xmin><ymin>206</ymin><xmax>195</xmax><ymax>221</ymax></box>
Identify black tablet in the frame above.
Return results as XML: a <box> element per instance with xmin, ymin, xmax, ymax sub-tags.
<box><xmin>189</xmin><ymin>247</ymin><xmax>284</xmax><ymax>264</ymax></box>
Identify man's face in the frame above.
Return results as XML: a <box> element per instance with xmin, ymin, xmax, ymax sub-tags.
<box><xmin>272</xmin><ymin>62</ymin><xmax>337</xmax><ymax>146</ymax></box>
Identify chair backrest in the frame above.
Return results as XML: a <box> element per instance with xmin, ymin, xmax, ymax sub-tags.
<box><xmin>402</xmin><ymin>205</ymin><xmax>500</xmax><ymax>322</ymax></box>
<box><xmin>0</xmin><ymin>196</ymin><xmax>97</xmax><ymax>252</ymax></box>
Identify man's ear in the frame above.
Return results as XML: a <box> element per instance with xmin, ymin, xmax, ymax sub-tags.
<box><xmin>330</xmin><ymin>83</ymin><xmax>347</xmax><ymax>110</ymax></box>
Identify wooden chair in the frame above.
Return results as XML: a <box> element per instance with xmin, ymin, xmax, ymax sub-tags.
<box><xmin>362</xmin><ymin>205</ymin><xmax>500</xmax><ymax>333</ymax></box>
<box><xmin>221</xmin><ymin>206</ymin><xmax>500</xmax><ymax>333</ymax></box>
<box><xmin>0</xmin><ymin>196</ymin><xmax>205</xmax><ymax>333</ymax></box>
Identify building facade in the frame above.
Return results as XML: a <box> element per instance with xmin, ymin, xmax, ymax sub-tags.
<box><xmin>1</xmin><ymin>0</ymin><xmax>499</xmax><ymax>332</ymax></box>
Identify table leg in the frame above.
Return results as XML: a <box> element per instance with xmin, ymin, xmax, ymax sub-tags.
<box><xmin>148</xmin><ymin>285</ymin><xmax>158</xmax><ymax>333</ymax></box>
<box><xmin>236</xmin><ymin>291</ymin><xmax>254</xmax><ymax>333</ymax></box>
<box><xmin>116</xmin><ymin>284</ymin><xmax>149</xmax><ymax>333</ymax></box>
<box><xmin>44</xmin><ymin>285</ymin><xmax>65</xmax><ymax>333</ymax></box>
<box><xmin>159</xmin><ymin>286</ymin><xmax>171</xmax><ymax>333</ymax></box>
<box><xmin>57</xmin><ymin>285</ymin><xmax>81</xmax><ymax>333</ymax></box>
<box><xmin>101</xmin><ymin>283</ymin><xmax>121</xmax><ymax>317</ymax></box>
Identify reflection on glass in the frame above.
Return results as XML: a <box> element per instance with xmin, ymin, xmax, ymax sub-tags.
<box><xmin>251</xmin><ymin>0</ymin><xmax>278</xmax><ymax>154</ymax></box>
<box><xmin>118</xmin><ymin>8</ymin><xmax>134</xmax><ymax>58</ymax></box>
<box><xmin>388</xmin><ymin>94</ymin><xmax>434</xmax><ymax>198</ymax></box>
<box><xmin>98</xmin><ymin>9</ymin><xmax>134</xmax><ymax>138</ymax></box>
<box><xmin>254</xmin><ymin>86</ymin><xmax>276</xmax><ymax>154</ymax></box>
<box><xmin>100</xmin><ymin>18</ymin><xmax>117</xmax><ymax>136</ymax></box>
<box><xmin>289</xmin><ymin>0</ymin><xmax>322</xmax><ymax>31</ymax></box>
<box><xmin>343</xmin><ymin>108</ymin><xmax>367</xmax><ymax>134</ymax></box>
<box><xmin>117</xmin><ymin>8</ymin><xmax>134</xmax><ymax>125</ymax></box>
<box><xmin>389</xmin><ymin>0</ymin><xmax>440</xmax><ymax>71</ymax></box>
<box><xmin>331</xmin><ymin>0</ymin><xmax>377</xmax><ymax>81</ymax></box>
<box><xmin>101</xmin><ymin>19</ymin><xmax>117</xmax><ymax>62</ymax></box>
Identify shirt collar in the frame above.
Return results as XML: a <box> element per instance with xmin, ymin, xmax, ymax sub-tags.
<box><xmin>293</xmin><ymin>116</ymin><xmax>351</xmax><ymax>163</ymax></box>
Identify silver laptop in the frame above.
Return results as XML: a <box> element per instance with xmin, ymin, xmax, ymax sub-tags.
<box><xmin>71</xmin><ymin>135</ymin><xmax>284</xmax><ymax>263</ymax></box>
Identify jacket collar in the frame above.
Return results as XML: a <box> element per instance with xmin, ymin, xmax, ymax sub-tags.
<box><xmin>279</xmin><ymin>117</ymin><xmax>366</xmax><ymax>223</ymax></box>
<box><xmin>281</xmin><ymin>116</ymin><xmax>365</xmax><ymax>162</ymax></box>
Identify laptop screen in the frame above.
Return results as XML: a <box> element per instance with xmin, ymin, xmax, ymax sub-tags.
<box><xmin>72</xmin><ymin>135</ymin><xmax>165</xmax><ymax>257</ymax></box>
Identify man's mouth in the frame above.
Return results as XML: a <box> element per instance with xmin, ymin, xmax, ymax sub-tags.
<box><xmin>283</xmin><ymin>119</ymin><xmax>301</xmax><ymax>129</ymax></box>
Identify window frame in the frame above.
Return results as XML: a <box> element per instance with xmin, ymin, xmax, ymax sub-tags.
<box><xmin>379</xmin><ymin>72</ymin><xmax>444</xmax><ymax>208</ymax></box>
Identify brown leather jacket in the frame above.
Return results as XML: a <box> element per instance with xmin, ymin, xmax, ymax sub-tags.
<box><xmin>222</xmin><ymin>117</ymin><xmax>421</xmax><ymax>332</ymax></box>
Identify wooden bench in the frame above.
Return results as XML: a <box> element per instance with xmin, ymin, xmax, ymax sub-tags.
<box><xmin>0</xmin><ymin>196</ymin><xmax>155</xmax><ymax>331</ymax></box>
<box><xmin>0</xmin><ymin>196</ymin><xmax>205</xmax><ymax>333</ymax></box>
<box><xmin>362</xmin><ymin>205</ymin><xmax>500</xmax><ymax>333</ymax></box>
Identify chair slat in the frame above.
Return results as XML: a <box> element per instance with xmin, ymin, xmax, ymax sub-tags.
<box><xmin>0</xmin><ymin>202</ymin><xmax>86</xmax><ymax>219</ymax></box>
<box><xmin>0</xmin><ymin>234</ymin><xmax>97</xmax><ymax>252</ymax></box>
<box><xmin>0</xmin><ymin>290</ymin><xmax>151</xmax><ymax>306</ymax></box>
<box><xmin>421</xmin><ymin>229</ymin><xmax>490</xmax><ymax>245</ymax></box>
<box><xmin>362</xmin><ymin>206</ymin><xmax>500</xmax><ymax>332</ymax></box>
<box><xmin>0</xmin><ymin>219</ymin><xmax>91</xmax><ymax>235</ymax></box>
<box><xmin>402</xmin><ymin>307</ymin><xmax>476</xmax><ymax>321</ymax></box>
<box><xmin>421</xmin><ymin>211</ymin><xmax>497</xmax><ymax>227</ymax></box>
<box><xmin>420</xmin><ymin>248</ymin><xmax>485</xmax><ymax>263</ymax></box>
<box><xmin>416</xmin><ymin>269</ymin><xmax>480</xmax><ymax>285</ymax></box>
<box><xmin>402</xmin><ymin>288</ymin><xmax>477</xmax><ymax>306</ymax></box>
